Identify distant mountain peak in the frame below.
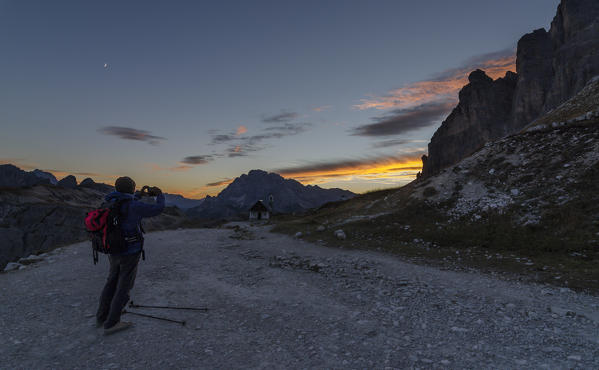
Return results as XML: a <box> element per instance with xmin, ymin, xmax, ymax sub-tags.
<box><xmin>187</xmin><ymin>170</ymin><xmax>355</xmax><ymax>219</ymax></box>
<box><xmin>247</xmin><ymin>169</ymin><xmax>269</xmax><ymax>176</ymax></box>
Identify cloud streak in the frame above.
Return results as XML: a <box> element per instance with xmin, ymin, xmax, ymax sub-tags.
<box><xmin>370</xmin><ymin>139</ymin><xmax>426</xmax><ymax>149</ymax></box>
<box><xmin>274</xmin><ymin>152</ymin><xmax>424</xmax><ymax>185</ymax></box>
<box><xmin>97</xmin><ymin>126</ymin><xmax>166</xmax><ymax>145</ymax></box>
<box><xmin>207</xmin><ymin>121</ymin><xmax>311</xmax><ymax>157</ymax></box>
<box><xmin>262</xmin><ymin>111</ymin><xmax>299</xmax><ymax>123</ymax></box>
<box><xmin>352</xmin><ymin>101</ymin><xmax>454</xmax><ymax>137</ymax></box>
<box><xmin>181</xmin><ymin>155</ymin><xmax>218</xmax><ymax>165</ymax></box>
<box><xmin>149</xmin><ymin>163</ymin><xmax>194</xmax><ymax>172</ymax></box>
<box><xmin>205</xmin><ymin>178</ymin><xmax>234</xmax><ymax>187</ymax></box>
<box><xmin>354</xmin><ymin>49</ymin><xmax>516</xmax><ymax>111</ymax></box>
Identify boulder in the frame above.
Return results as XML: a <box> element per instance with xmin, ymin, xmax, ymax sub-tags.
<box><xmin>334</xmin><ymin>229</ymin><xmax>347</xmax><ymax>240</ymax></box>
<box><xmin>3</xmin><ymin>262</ymin><xmax>22</xmax><ymax>272</ymax></box>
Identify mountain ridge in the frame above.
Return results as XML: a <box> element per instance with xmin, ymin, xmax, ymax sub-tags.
<box><xmin>187</xmin><ymin>169</ymin><xmax>355</xmax><ymax>219</ymax></box>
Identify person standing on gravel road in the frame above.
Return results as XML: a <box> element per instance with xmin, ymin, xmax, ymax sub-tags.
<box><xmin>96</xmin><ymin>176</ymin><xmax>165</xmax><ymax>335</ymax></box>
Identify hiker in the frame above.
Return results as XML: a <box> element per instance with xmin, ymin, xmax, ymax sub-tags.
<box><xmin>96</xmin><ymin>176</ymin><xmax>165</xmax><ymax>335</ymax></box>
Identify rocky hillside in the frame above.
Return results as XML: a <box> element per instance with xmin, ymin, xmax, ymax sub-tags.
<box><xmin>525</xmin><ymin>76</ymin><xmax>599</xmax><ymax>131</ymax></box>
<box><xmin>273</xmin><ymin>83</ymin><xmax>599</xmax><ymax>292</ymax></box>
<box><xmin>0</xmin><ymin>164</ymin><xmax>57</xmax><ymax>187</ymax></box>
<box><xmin>187</xmin><ymin>170</ymin><xmax>354</xmax><ymax>220</ymax></box>
<box><xmin>423</xmin><ymin>0</ymin><xmax>599</xmax><ymax>176</ymax></box>
<box><xmin>0</xmin><ymin>182</ymin><xmax>200</xmax><ymax>270</ymax></box>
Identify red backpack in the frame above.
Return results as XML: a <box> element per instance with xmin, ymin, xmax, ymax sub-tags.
<box><xmin>85</xmin><ymin>199</ymin><xmax>131</xmax><ymax>264</ymax></box>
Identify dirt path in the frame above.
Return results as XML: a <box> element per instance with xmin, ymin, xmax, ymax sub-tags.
<box><xmin>1</xmin><ymin>224</ymin><xmax>598</xmax><ymax>369</ymax></box>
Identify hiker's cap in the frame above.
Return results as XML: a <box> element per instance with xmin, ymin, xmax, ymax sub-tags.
<box><xmin>115</xmin><ymin>176</ymin><xmax>136</xmax><ymax>194</ymax></box>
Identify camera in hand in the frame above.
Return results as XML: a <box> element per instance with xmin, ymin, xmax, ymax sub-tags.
<box><xmin>140</xmin><ymin>185</ymin><xmax>162</xmax><ymax>197</ymax></box>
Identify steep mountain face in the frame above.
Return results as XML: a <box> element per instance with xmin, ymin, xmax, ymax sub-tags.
<box><xmin>187</xmin><ymin>170</ymin><xmax>355</xmax><ymax>219</ymax></box>
<box><xmin>0</xmin><ymin>164</ymin><xmax>54</xmax><ymax>187</ymax></box>
<box><xmin>423</xmin><ymin>0</ymin><xmax>599</xmax><ymax>176</ymax></box>
<box><xmin>410</xmin><ymin>76</ymin><xmax>599</xmax><ymax>219</ymax></box>
<box><xmin>422</xmin><ymin>70</ymin><xmax>517</xmax><ymax>176</ymax></box>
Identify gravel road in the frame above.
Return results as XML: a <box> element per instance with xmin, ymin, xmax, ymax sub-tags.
<box><xmin>1</xmin><ymin>223</ymin><xmax>598</xmax><ymax>369</ymax></box>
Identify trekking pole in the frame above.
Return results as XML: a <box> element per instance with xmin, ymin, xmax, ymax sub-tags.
<box><xmin>129</xmin><ymin>301</ymin><xmax>208</xmax><ymax>312</ymax></box>
<box><xmin>122</xmin><ymin>309</ymin><xmax>186</xmax><ymax>326</ymax></box>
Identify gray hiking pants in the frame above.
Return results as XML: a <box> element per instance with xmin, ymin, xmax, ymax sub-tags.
<box><xmin>96</xmin><ymin>252</ymin><xmax>141</xmax><ymax>329</ymax></box>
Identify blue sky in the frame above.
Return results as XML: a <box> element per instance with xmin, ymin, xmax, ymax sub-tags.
<box><xmin>0</xmin><ymin>0</ymin><xmax>560</xmax><ymax>197</ymax></box>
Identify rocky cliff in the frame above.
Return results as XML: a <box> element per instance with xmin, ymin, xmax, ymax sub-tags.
<box><xmin>187</xmin><ymin>169</ymin><xmax>355</xmax><ymax>219</ymax></box>
<box><xmin>423</xmin><ymin>0</ymin><xmax>599</xmax><ymax>176</ymax></box>
<box><xmin>422</xmin><ymin>70</ymin><xmax>517</xmax><ymax>177</ymax></box>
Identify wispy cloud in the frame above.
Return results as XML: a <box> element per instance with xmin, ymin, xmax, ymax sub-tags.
<box><xmin>212</xmin><ymin>134</ymin><xmax>236</xmax><ymax>144</ymax></box>
<box><xmin>207</xmin><ymin>121</ymin><xmax>311</xmax><ymax>158</ymax></box>
<box><xmin>256</xmin><ymin>122</ymin><xmax>311</xmax><ymax>139</ymax></box>
<box><xmin>149</xmin><ymin>163</ymin><xmax>193</xmax><ymax>172</ymax></box>
<box><xmin>313</xmin><ymin>105</ymin><xmax>332</xmax><ymax>112</ymax></box>
<box><xmin>225</xmin><ymin>144</ymin><xmax>251</xmax><ymax>158</ymax></box>
<box><xmin>262</xmin><ymin>111</ymin><xmax>299</xmax><ymax>123</ymax></box>
<box><xmin>354</xmin><ymin>49</ymin><xmax>515</xmax><ymax>111</ymax></box>
<box><xmin>97</xmin><ymin>126</ymin><xmax>166</xmax><ymax>145</ymax></box>
<box><xmin>206</xmin><ymin>178</ymin><xmax>234</xmax><ymax>187</ymax></box>
<box><xmin>370</xmin><ymin>139</ymin><xmax>427</xmax><ymax>149</ymax></box>
<box><xmin>352</xmin><ymin>101</ymin><xmax>455</xmax><ymax>137</ymax></box>
<box><xmin>181</xmin><ymin>155</ymin><xmax>218</xmax><ymax>165</ymax></box>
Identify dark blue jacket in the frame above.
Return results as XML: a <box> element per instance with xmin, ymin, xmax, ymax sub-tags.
<box><xmin>104</xmin><ymin>191</ymin><xmax>165</xmax><ymax>255</ymax></box>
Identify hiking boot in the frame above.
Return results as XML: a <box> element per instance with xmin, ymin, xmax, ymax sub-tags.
<box><xmin>103</xmin><ymin>321</ymin><xmax>133</xmax><ymax>336</ymax></box>
<box><xmin>96</xmin><ymin>319</ymin><xmax>105</xmax><ymax>328</ymax></box>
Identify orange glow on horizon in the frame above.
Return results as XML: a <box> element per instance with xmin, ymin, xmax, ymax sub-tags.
<box><xmin>279</xmin><ymin>157</ymin><xmax>423</xmax><ymax>188</ymax></box>
<box><xmin>171</xmin><ymin>157</ymin><xmax>423</xmax><ymax>199</ymax></box>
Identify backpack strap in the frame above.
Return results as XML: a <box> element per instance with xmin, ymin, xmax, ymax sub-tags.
<box><xmin>139</xmin><ymin>221</ymin><xmax>146</xmax><ymax>261</ymax></box>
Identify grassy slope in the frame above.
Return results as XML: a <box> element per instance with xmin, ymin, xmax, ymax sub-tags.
<box><xmin>273</xmin><ymin>117</ymin><xmax>599</xmax><ymax>294</ymax></box>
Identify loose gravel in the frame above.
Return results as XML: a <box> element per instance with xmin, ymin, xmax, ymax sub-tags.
<box><xmin>1</xmin><ymin>224</ymin><xmax>598</xmax><ymax>369</ymax></box>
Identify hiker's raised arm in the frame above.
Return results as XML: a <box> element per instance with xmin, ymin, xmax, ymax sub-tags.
<box><xmin>132</xmin><ymin>190</ymin><xmax>165</xmax><ymax>218</ymax></box>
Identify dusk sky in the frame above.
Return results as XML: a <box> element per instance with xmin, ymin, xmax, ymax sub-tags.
<box><xmin>1</xmin><ymin>0</ymin><xmax>560</xmax><ymax>198</ymax></box>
